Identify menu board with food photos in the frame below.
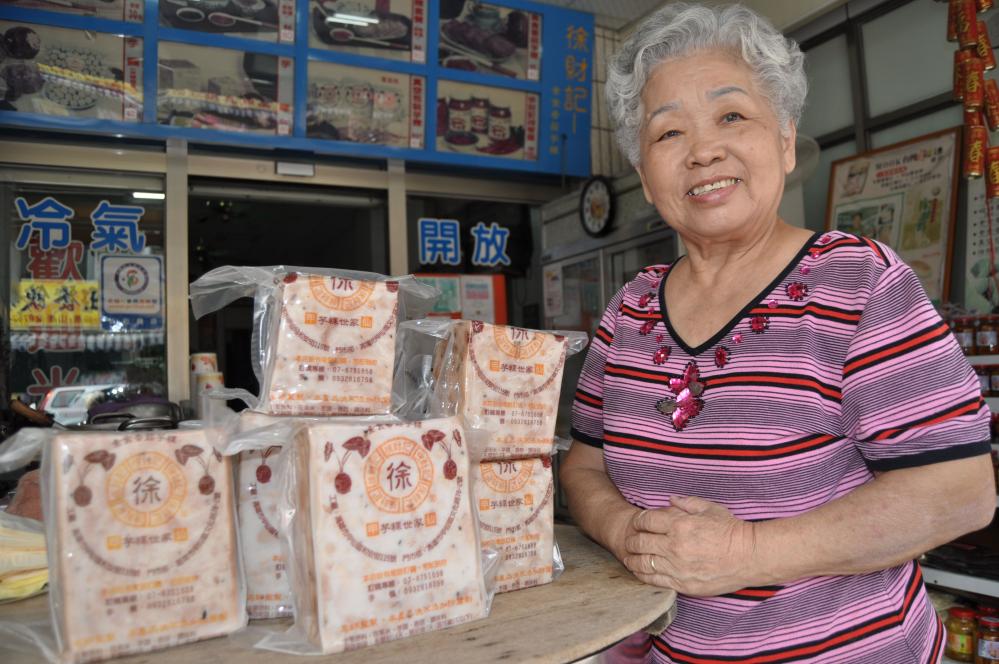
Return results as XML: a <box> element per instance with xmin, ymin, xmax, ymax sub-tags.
<box><xmin>309</xmin><ymin>0</ymin><xmax>427</xmax><ymax>63</ymax></box>
<box><xmin>439</xmin><ymin>0</ymin><xmax>541</xmax><ymax>81</ymax></box>
<box><xmin>159</xmin><ymin>0</ymin><xmax>296</xmax><ymax>44</ymax></box>
<box><xmin>0</xmin><ymin>22</ymin><xmax>143</xmax><ymax>121</ymax></box>
<box><xmin>157</xmin><ymin>42</ymin><xmax>293</xmax><ymax>135</ymax></box>
<box><xmin>4</xmin><ymin>0</ymin><xmax>143</xmax><ymax>21</ymax></box>
<box><xmin>307</xmin><ymin>60</ymin><xmax>424</xmax><ymax>148</ymax></box>
<box><xmin>0</xmin><ymin>0</ymin><xmax>593</xmax><ymax>176</ymax></box>
<box><xmin>436</xmin><ymin>79</ymin><xmax>537</xmax><ymax>160</ymax></box>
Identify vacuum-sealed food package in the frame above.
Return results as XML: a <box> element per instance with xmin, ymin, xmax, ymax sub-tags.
<box><xmin>189</xmin><ymin>266</ymin><xmax>438</xmax><ymax>417</ymax></box>
<box><xmin>433</xmin><ymin>321</ymin><xmax>586</xmax><ymax>460</ymax></box>
<box><xmin>473</xmin><ymin>456</ymin><xmax>557</xmax><ymax>593</ymax></box>
<box><xmin>236</xmin><ymin>411</ymin><xmax>293</xmax><ymax>619</ymax></box>
<box><xmin>266</xmin><ymin>274</ymin><xmax>399</xmax><ymax>416</ymax></box>
<box><xmin>281</xmin><ymin>416</ymin><xmax>489</xmax><ymax>654</ymax></box>
<box><xmin>44</xmin><ymin>427</ymin><xmax>245</xmax><ymax>663</ymax></box>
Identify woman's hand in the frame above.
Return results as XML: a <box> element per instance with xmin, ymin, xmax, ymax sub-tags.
<box><xmin>622</xmin><ymin>495</ymin><xmax>760</xmax><ymax>596</ymax></box>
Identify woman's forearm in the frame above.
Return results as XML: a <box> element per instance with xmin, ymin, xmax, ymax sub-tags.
<box><xmin>753</xmin><ymin>455</ymin><xmax>996</xmax><ymax>584</ymax></box>
<box><xmin>560</xmin><ymin>459</ymin><xmax>640</xmax><ymax>563</ymax></box>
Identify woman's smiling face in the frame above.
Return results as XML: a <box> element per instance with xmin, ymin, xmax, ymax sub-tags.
<box><xmin>636</xmin><ymin>49</ymin><xmax>796</xmax><ymax>244</ymax></box>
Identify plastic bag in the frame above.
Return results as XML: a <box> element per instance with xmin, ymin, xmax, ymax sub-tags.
<box><xmin>233</xmin><ymin>411</ymin><xmax>295</xmax><ymax>620</ymax></box>
<box><xmin>400</xmin><ymin>319</ymin><xmax>589</xmax><ymax>461</ymax></box>
<box><xmin>471</xmin><ymin>454</ymin><xmax>562</xmax><ymax>593</ymax></box>
<box><xmin>189</xmin><ymin>266</ymin><xmax>438</xmax><ymax>418</ymax></box>
<box><xmin>233</xmin><ymin>415</ymin><xmax>492</xmax><ymax>655</ymax></box>
<box><xmin>0</xmin><ymin>424</ymin><xmax>247</xmax><ymax>663</ymax></box>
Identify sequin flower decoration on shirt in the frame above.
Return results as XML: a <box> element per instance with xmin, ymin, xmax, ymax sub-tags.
<box><xmin>655</xmin><ymin>361</ymin><xmax>705</xmax><ymax>431</ymax></box>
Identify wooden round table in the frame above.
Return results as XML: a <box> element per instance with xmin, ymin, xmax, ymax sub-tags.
<box><xmin>1</xmin><ymin>524</ymin><xmax>676</xmax><ymax>663</ymax></box>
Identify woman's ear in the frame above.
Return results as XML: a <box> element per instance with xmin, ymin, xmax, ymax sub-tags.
<box><xmin>782</xmin><ymin>121</ymin><xmax>798</xmax><ymax>176</ymax></box>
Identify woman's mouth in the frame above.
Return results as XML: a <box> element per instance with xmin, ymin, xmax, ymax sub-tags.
<box><xmin>688</xmin><ymin>178</ymin><xmax>741</xmax><ymax>197</ymax></box>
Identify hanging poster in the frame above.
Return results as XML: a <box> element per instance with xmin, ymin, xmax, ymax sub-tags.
<box><xmin>436</xmin><ymin>79</ymin><xmax>537</xmax><ymax>161</ymax></box>
<box><xmin>309</xmin><ymin>0</ymin><xmax>427</xmax><ymax>63</ymax></box>
<box><xmin>159</xmin><ymin>0</ymin><xmax>296</xmax><ymax>43</ymax></box>
<box><xmin>307</xmin><ymin>60</ymin><xmax>424</xmax><ymax>148</ymax></box>
<box><xmin>0</xmin><ymin>22</ymin><xmax>143</xmax><ymax>121</ymax></box>
<box><xmin>962</xmin><ymin>174</ymin><xmax>999</xmax><ymax>313</ymax></box>
<box><xmin>825</xmin><ymin>127</ymin><xmax>960</xmax><ymax>304</ymax></box>
<box><xmin>157</xmin><ymin>42</ymin><xmax>293</xmax><ymax>135</ymax></box>
<box><xmin>99</xmin><ymin>255</ymin><xmax>164</xmax><ymax>331</ymax></box>
<box><xmin>438</xmin><ymin>0</ymin><xmax>541</xmax><ymax>81</ymax></box>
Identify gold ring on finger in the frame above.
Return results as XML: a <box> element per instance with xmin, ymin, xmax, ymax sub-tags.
<box><xmin>649</xmin><ymin>555</ymin><xmax>657</xmax><ymax>573</ymax></box>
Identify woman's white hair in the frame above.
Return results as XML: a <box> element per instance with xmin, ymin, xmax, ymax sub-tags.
<box><xmin>606</xmin><ymin>2</ymin><xmax>807</xmax><ymax>166</ymax></box>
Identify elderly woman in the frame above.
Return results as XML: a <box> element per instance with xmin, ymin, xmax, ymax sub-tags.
<box><xmin>562</xmin><ymin>4</ymin><xmax>996</xmax><ymax>662</ymax></box>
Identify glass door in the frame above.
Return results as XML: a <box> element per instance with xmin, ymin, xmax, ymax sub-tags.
<box><xmin>188</xmin><ymin>179</ymin><xmax>389</xmax><ymax>404</ymax></box>
<box><xmin>2</xmin><ymin>166</ymin><xmax>167</xmax><ymax>423</ymax></box>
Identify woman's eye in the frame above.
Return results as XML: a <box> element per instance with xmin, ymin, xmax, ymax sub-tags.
<box><xmin>658</xmin><ymin>129</ymin><xmax>680</xmax><ymax>141</ymax></box>
<box><xmin>722</xmin><ymin>112</ymin><xmax>744</xmax><ymax>123</ymax></box>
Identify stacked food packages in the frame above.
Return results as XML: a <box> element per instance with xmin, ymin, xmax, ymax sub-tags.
<box><xmin>430</xmin><ymin>320</ymin><xmax>587</xmax><ymax>593</ymax></box>
<box><xmin>0</xmin><ymin>265</ymin><xmax>589</xmax><ymax>661</ymax></box>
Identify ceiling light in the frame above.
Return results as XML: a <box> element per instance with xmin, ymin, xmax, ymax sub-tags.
<box><xmin>132</xmin><ymin>191</ymin><xmax>165</xmax><ymax>200</ymax></box>
<box><xmin>334</xmin><ymin>12</ymin><xmax>378</xmax><ymax>23</ymax></box>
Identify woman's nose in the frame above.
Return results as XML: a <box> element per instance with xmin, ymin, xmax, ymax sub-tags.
<box><xmin>685</xmin><ymin>128</ymin><xmax>726</xmax><ymax>168</ymax></box>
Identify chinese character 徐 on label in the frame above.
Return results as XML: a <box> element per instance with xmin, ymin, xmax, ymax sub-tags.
<box><xmin>386</xmin><ymin>462</ymin><xmax>413</xmax><ymax>491</ymax></box>
<box><xmin>90</xmin><ymin>200</ymin><xmax>147</xmax><ymax>253</ymax></box>
<box><xmin>566</xmin><ymin>25</ymin><xmax>589</xmax><ymax>52</ymax></box>
<box><xmin>14</xmin><ymin>197</ymin><xmax>74</xmax><ymax>251</ymax></box>
<box><xmin>470</xmin><ymin>221</ymin><xmax>512</xmax><ymax>268</ymax></box>
<box><xmin>132</xmin><ymin>475</ymin><xmax>163</xmax><ymax>505</ymax></box>
<box><xmin>418</xmin><ymin>218</ymin><xmax>462</xmax><ymax>266</ymax></box>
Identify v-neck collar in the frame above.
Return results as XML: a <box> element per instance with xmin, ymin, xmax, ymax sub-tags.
<box><xmin>657</xmin><ymin>231</ymin><xmax>820</xmax><ymax>357</ymax></box>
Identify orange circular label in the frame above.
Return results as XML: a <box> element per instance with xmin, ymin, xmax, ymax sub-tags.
<box><xmin>106</xmin><ymin>452</ymin><xmax>187</xmax><ymax>528</ymax></box>
<box><xmin>308</xmin><ymin>276</ymin><xmax>375</xmax><ymax>311</ymax></box>
<box><xmin>493</xmin><ymin>326</ymin><xmax>546</xmax><ymax>360</ymax></box>
<box><xmin>479</xmin><ymin>458</ymin><xmax>535</xmax><ymax>494</ymax></box>
<box><xmin>363</xmin><ymin>437</ymin><xmax>434</xmax><ymax>514</ymax></box>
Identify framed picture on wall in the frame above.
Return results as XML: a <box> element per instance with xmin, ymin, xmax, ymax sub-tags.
<box><xmin>824</xmin><ymin>126</ymin><xmax>961</xmax><ymax>304</ymax></box>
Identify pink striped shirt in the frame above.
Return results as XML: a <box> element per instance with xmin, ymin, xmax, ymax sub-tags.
<box><xmin>571</xmin><ymin>231</ymin><xmax>991</xmax><ymax>663</ymax></box>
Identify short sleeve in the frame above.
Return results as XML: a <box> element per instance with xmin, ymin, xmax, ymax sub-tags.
<box><xmin>570</xmin><ymin>287</ymin><xmax>626</xmax><ymax>448</ymax></box>
<box><xmin>841</xmin><ymin>262</ymin><xmax>991</xmax><ymax>470</ymax></box>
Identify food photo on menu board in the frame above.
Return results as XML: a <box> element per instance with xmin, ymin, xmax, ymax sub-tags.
<box><xmin>157</xmin><ymin>42</ymin><xmax>293</xmax><ymax>135</ymax></box>
<box><xmin>307</xmin><ymin>61</ymin><xmax>425</xmax><ymax>148</ymax></box>
<box><xmin>0</xmin><ymin>22</ymin><xmax>143</xmax><ymax>121</ymax></box>
<box><xmin>159</xmin><ymin>0</ymin><xmax>296</xmax><ymax>44</ymax></box>
<box><xmin>439</xmin><ymin>0</ymin><xmax>541</xmax><ymax>80</ymax></box>
<box><xmin>309</xmin><ymin>0</ymin><xmax>427</xmax><ymax>63</ymax></box>
<box><xmin>436</xmin><ymin>80</ymin><xmax>538</xmax><ymax>160</ymax></box>
<box><xmin>2</xmin><ymin>0</ymin><xmax>141</xmax><ymax>21</ymax></box>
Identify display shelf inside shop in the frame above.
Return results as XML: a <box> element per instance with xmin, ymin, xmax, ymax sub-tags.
<box><xmin>922</xmin><ymin>564</ymin><xmax>999</xmax><ymax>600</ymax></box>
<box><xmin>922</xmin><ymin>514</ymin><xmax>999</xmax><ymax>601</ymax></box>
<box><xmin>969</xmin><ymin>354</ymin><xmax>999</xmax><ymax>364</ymax></box>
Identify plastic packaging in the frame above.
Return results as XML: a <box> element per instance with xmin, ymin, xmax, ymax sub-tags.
<box><xmin>472</xmin><ymin>455</ymin><xmax>563</xmax><ymax>593</ymax></box>
<box><xmin>402</xmin><ymin>319</ymin><xmax>588</xmax><ymax>461</ymax></box>
<box><xmin>234</xmin><ymin>411</ymin><xmax>294</xmax><ymax>620</ymax></box>
<box><xmin>189</xmin><ymin>266</ymin><xmax>438</xmax><ymax>417</ymax></box>
<box><xmin>0</xmin><ymin>424</ymin><xmax>247</xmax><ymax>663</ymax></box>
<box><xmin>251</xmin><ymin>416</ymin><xmax>492</xmax><ymax>654</ymax></box>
